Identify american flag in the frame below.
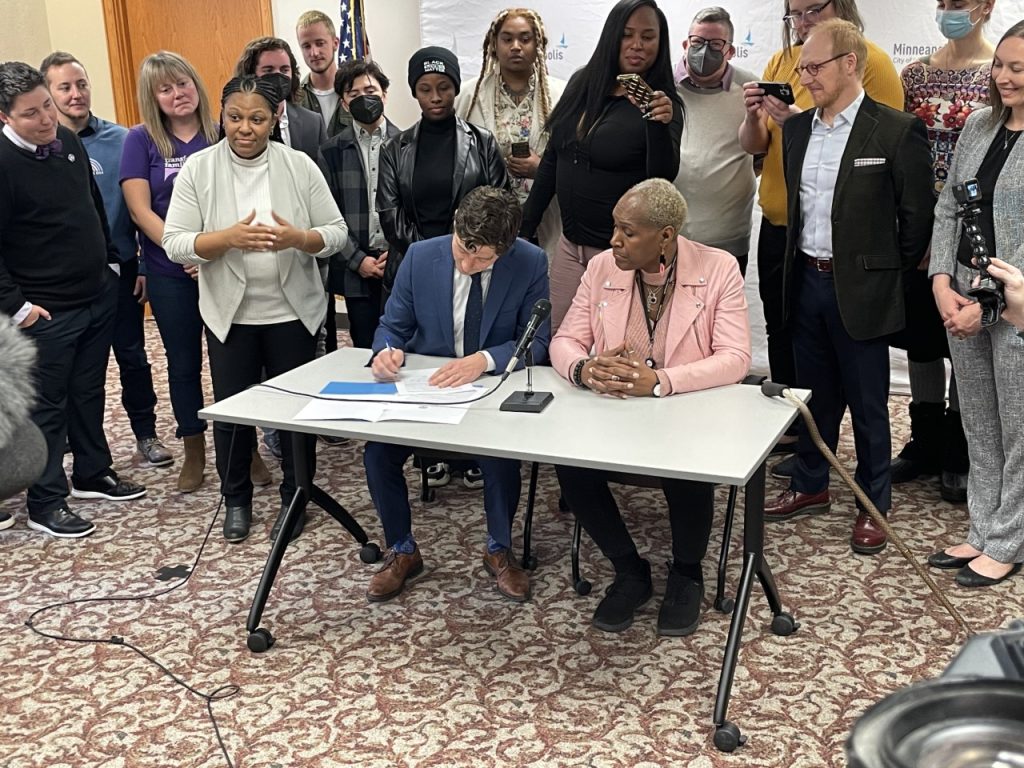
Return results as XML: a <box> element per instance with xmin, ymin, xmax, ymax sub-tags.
<box><xmin>338</xmin><ymin>0</ymin><xmax>370</xmax><ymax>61</ymax></box>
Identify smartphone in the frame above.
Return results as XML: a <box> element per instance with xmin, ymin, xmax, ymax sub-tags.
<box><xmin>510</xmin><ymin>141</ymin><xmax>530</xmax><ymax>158</ymax></box>
<box><xmin>757</xmin><ymin>81</ymin><xmax>795</xmax><ymax>105</ymax></box>
<box><xmin>616</xmin><ymin>73</ymin><xmax>654</xmax><ymax>108</ymax></box>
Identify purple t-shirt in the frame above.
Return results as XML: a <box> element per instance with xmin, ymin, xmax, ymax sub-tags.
<box><xmin>120</xmin><ymin>126</ymin><xmax>210</xmax><ymax>279</ymax></box>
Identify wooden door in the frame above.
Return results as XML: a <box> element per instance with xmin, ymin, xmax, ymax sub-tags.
<box><xmin>102</xmin><ymin>0</ymin><xmax>274</xmax><ymax>127</ymax></box>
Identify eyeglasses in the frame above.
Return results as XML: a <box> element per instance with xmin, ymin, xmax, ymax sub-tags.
<box><xmin>687</xmin><ymin>35</ymin><xmax>731</xmax><ymax>52</ymax></box>
<box><xmin>783</xmin><ymin>0</ymin><xmax>834</xmax><ymax>29</ymax></box>
<box><xmin>794</xmin><ymin>51</ymin><xmax>851</xmax><ymax>77</ymax></box>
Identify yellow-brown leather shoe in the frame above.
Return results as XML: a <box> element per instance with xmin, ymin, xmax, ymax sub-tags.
<box><xmin>483</xmin><ymin>548</ymin><xmax>531</xmax><ymax>602</ymax></box>
<box><xmin>367</xmin><ymin>547</ymin><xmax>424</xmax><ymax>602</ymax></box>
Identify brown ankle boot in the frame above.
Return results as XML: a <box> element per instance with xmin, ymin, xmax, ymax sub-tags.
<box><xmin>251</xmin><ymin>450</ymin><xmax>272</xmax><ymax>487</ymax></box>
<box><xmin>177</xmin><ymin>434</ymin><xmax>206</xmax><ymax>493</ymax></box>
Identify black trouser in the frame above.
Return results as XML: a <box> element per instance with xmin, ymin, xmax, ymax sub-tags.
<box><xmin>21</xmin><ymin>270</ymin><xmax>117</xmax><ymax>514</ymax></box>
<box><xmin>324</xmin><ymin>292</ymin><xmax>338</xmax><ymax>353</ymax></box>
<box><xmin>205</xmin><ymin>320</ymin><xmax>317</xmax><ymax>507</ymax></box>
<box><xmin>555</xmin><ymin>465</ymin><xmax>715</xmax><ymax>567</ymax></box>
<box><xmin>112</xmin><ymin>259</ymin><xmax>159</xmax><ymax>439</ymax></box>
<box><xmin>345</xmin><ymin>278</ymin><xmax>384</xmax><ymax>349</ymax></box>
<box><xmin>757</xmin><ymin>218</ymin><xmax>797</xmax><ymax>388</ymax></box>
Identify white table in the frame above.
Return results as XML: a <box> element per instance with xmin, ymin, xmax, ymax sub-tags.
<box><xmin>200</xmin><ymin>348</ymin><xmax>807</xmax><ymax>752</ymax></box>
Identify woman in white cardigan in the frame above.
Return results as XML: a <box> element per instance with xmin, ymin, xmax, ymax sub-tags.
<box><xmin>164</xmin><ymin>75</ymin><xmax>347</xmax><ymax>543</ymax></box>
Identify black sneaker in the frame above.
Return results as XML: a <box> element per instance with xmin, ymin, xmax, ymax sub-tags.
<box><xmin>592</xmin><ymin>559</ymin><xmax>653</xmax><ymax>632</ymax></box>
<box><xmin>426</xmin><ymin>462</ymin><xmax>451</xmax><ymax>488</ymax></box>
<box><xmin>70</xmin><ymin>470</ymin><xmax>146</xmax><ymax>501</ymax></box>
<box><xmin>657</xmin><ymin>564</ymin><xmax>704</xmax><ymax>637</ymax></box>
<box><xmin>462</xmin><ymin>467</ymin><xmax>484</xmax><ymax>490</ymax></box>
<box><xmin>0</xmin><ymin>511</ymin><xmax>14</xmax><ymax>531</ymax></box>
<box><xmin>27</xmin><ymin>504</ymin><xmax>96</xmax><ymax>538</ymax></box>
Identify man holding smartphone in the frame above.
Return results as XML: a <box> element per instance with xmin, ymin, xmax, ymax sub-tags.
<box><xmin>672</xmin><ymin>6</ymin><xmax>758</xmax><ymax>275</ymax></box>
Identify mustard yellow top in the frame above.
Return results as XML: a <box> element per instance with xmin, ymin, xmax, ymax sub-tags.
<box><xmin>758</xmin><ymin>39</ymin><xmax>905</xmax><ymax>226</ymax></box>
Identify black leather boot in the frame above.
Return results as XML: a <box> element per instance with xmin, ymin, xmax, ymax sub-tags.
<box><xmin>890</xmin><ymin>402</ymin><xmax>945</xmax><ymax>484</ymax></box>
<box><xmin>223</xmin><ymin>504</ymin><xmax>252</xmax><ymax>542</ymax></box>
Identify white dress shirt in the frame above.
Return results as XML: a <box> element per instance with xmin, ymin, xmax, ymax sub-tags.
<box><xmin>452</xmin><ymin>266</ymin><xmax>496</xmax><ymax>371</ymax></box>
<box><xmin>798</xmin><ymin>90</ymin><xmax>865</xmax><ymax>260</ymax></box>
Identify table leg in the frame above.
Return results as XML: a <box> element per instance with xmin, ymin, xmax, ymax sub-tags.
<box><xmin>521</xmin><ymin>462</ymin><xmax>539</xmax><ymax>570</ymax></box>
<box><xmin>244</xmin><ymin>432</ymin><xmax>312</xmax><ymax>653</ymax></box>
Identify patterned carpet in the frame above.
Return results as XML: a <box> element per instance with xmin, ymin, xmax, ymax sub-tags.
<box><xmin>1</xmin><ymin>321</ymin><xmax>1021</xmax><ymax>768</ymax></box>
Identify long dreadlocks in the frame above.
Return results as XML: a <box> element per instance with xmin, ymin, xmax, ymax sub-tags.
<box><xmin>465</xmin><ymin>8</ymin><xmax>554</xmax><ymax>124</ymax></box>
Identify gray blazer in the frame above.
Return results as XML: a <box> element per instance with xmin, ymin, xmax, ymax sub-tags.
<box><xmin>930</xmin><ymin>107</ymin><xmax>1024</xmax><ymax>279</ymax></box>
<box><xmin>286</xmin><ymin>102</ymin><xmax>328</xmax><ymax>162</ymax></box>
<box><xmin>162</xmin><ymin>140</ymin><xmax>348</xmax><ymax>342</ymax></box>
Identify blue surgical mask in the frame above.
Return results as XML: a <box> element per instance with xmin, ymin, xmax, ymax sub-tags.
<box><xmin>936</xmin><ymin>8</ymin><xmax>979</xmax><ymax>40</ymax></box>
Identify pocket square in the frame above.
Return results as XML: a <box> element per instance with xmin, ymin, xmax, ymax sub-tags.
<box><xmin>853</xmin><ymin>157</ymin><xmax>887</xmax><ymax>167</ymax></box>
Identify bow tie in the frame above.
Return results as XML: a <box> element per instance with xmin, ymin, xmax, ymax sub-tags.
<box><xmin>34</xmin><ymin>139</ymin><xmax>63</xmax><ymax>160</ymax></box>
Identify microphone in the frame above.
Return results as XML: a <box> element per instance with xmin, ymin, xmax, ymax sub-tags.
<box><xmin>502</xmin><ymin>299</ymin><xmax>551</xmax><ymax>378</ymax></box>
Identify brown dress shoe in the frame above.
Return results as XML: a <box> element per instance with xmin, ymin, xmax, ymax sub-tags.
<box><xmin>483</xmin><ymin>548</ymin><xmax>531</xmax><ymax>602</ymax></box>
<box><xmin>764</xmin><ymin>489</ymin><xmax>831</xmax><ymax>522</ymax></box>
<box><xmin>851</xmin><ymin>511</ymin><xmax>887</xmax><ymax>554</ymax></box>
<box><xmin>367</xmin><ymin>547</ymin><xmax>424</xmax><ymax>602</ymax></box>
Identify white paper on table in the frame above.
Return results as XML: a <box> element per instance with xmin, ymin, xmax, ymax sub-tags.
<box><xmin>394</xmin><ymin>369</ymin><xmax>477</xmax><ymax>395</ymax></box>
<box><xmin>294</xmin><ymin>399</ymin><xmax>467</xmax><ymax>425</ymax></box>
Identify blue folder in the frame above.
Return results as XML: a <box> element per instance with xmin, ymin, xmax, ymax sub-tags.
<box><xmin>320</xmin><ymin>381</ymin><xmax>399</xmax><ymax>395</ymax></box>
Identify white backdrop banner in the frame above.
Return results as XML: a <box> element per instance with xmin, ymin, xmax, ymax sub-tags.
<box><xmin>420</xmin><ymin>1</ymin><xmax>1024</xmax><ymax>83</ymax></box>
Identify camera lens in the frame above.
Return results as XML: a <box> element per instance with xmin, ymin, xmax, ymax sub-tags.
<box><xmin>847</xmin><ymin>679</ymin><xmax>1024</xmax><ymax>768</ymax></box>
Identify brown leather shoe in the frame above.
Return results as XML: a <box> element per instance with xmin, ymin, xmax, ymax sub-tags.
<box><xmin>851</xmin><ymin>511</ymin><xmax>887</xmax><ymax>554</ymax></box>
<box><xmin>764</xmin><ymin>489</ymin><xmax>831</xmax><ymax>522</ymax></box>
<box><xmin>483</xmin><ymin>548</ymin><xmax>531</xmax><ymax>602</ymax></box>
<box><xmin>367</xmin><ymin>547</ymin><xmax>424</xmax><ymax>602</ymax></box>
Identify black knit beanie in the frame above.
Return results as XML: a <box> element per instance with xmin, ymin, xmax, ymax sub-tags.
<box><xmin>407</xmin><ymin>46</ymin><xmax>460</xmax><ymax>96</ymax></box>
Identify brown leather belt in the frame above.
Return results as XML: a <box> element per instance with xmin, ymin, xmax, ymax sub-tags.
<box><xmin>803</xmin><ymin>254</ymin><xmax>833</xmax><ymax>272</ymax></box>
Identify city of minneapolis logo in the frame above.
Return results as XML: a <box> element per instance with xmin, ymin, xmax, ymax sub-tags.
<box><xmin>740</xmin><ymin>29</ymin><xmax>754</xmax><ymax>47</ymax></box>
<box><xmin>548</xmin><ymin>32</ymin><xmax>568</xmax><ymax>61</ymax></box>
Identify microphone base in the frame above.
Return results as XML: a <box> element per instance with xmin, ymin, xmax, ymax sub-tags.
<box><xmin>499</xmin><ymin>390</ymin><xmax>553</xmax><ymax>413</ymax></box>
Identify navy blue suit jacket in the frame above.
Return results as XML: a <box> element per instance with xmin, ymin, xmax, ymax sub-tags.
<box><xmin>372</xmin><ymin>235</ymin><xmax>550</xmax><ymax>372</ymax></box>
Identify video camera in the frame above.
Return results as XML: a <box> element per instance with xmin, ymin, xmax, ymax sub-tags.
<box><xmin>847</xmin><ymin>620</ymin><xmax>1024</xmax><ymax>767</ymax></box>
<box><xmin>953</xmin><ymin>178</ymin><xmax>1006</xmax><ymax>327</ymax></box>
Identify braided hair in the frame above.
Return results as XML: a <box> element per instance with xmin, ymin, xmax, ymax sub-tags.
<box><xmin>465</xmin><ymin>8</ymin><xmax>554</xmax><ymax>124</ymax></box>
<box><xmin>220</xmin><ymin>75</ymin><xmax>283</xmax><ymax>144</ymax></box>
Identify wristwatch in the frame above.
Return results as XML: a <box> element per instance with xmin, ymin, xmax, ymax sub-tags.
<box><xmin>652</xmin><ymin>382</ymin><xmax>662</xmax><ymax>398</ymax></box>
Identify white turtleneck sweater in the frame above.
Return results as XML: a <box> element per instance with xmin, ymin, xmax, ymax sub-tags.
<box><xmin>230</xmin><ymin>148</ymin><xmax>298</xmax><ymax>325</ymax></box>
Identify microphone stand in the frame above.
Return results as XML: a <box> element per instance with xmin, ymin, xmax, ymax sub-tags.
<box><xmin>499</xmin><ymin>348</ymin><xmax>554</xmax><ymax>413</ymax></box>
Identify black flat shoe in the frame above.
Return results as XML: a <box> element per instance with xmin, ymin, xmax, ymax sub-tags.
<box><xmin>955</xmin><ymin>562</ymin><xmax>1022</xmax><ymax>588</ymax></box>
<box><xmin>927</xmin><ymin>550</ymin><xmax>979</xmax><ymax>569</ymax></box>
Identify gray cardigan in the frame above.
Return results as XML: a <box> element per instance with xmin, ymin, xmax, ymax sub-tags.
<box><xmin>930</xmin><ymin>107</ymin><xmax>1024</xmax><ymax>280</ymax></box>
<box><xmin>163</xmin><ymin>140</ymin><xmax>348</xmax><ymax>342</ymax></box>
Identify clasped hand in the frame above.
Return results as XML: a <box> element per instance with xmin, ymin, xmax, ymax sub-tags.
<box><xmin>935</xmin><ymin>285</ymin><xmax>982</xmax><ymax>339</ymax></box>
<box><xmin>582</xmin><ymin>344</ymin><xmax>659</xmax><ymax>398</ymax></box>
<box><xmin>226</xmin><ymin>210</ymin><xmax>307</xmax><ymax>252</ymax></box>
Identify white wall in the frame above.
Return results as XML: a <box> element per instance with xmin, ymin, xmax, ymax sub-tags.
<box><xmin>271</xmin><ymin>0</ymin><xmax>423</xmax><ymax>129</ymax></box>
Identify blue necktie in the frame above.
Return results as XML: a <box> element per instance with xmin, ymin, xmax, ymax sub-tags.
<box><xmin>464</xmin><ymin>273</ymin><xmax>483</xmax><ymax>356</ymax></box>
<box><xmin>34</xmin><ymin>139</ymin><xmax>63</xmax><ymax>160</ymax></box>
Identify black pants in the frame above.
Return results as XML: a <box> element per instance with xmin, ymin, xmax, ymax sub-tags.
<box><xmin>112</xmin><ymin>260</ymin><xmax>159</xmax><ymax>439</ymax></box>
<box><xmin>345</xmin><ymin>278</ymin><xmax>384</xmax><ymax>349</ymax></box>
<box><xmin>757</xmin><ymin>218</ymin><xmax>797</xmax><ymax>388</ymax></box>
<box><xmin>790</xmin><ymin>265</ymin><xmax>892</xmax><ymax>512</ymax></box>
<box><xmin>323</xmin><ymin>293</ymin><xmax>338</xmax><ymax>353</ymax></box>
<box><xmin>205</xmin><ymin>320</ymin><xmax>317</xmax><ymax>506</ymax></box>
<box><xmin>21</xmin><ymin>270</ymin><xmax>117</xmax><ymax>514</ymax></box>
<box><xmin>555</xmin><ymin>465</ymin><xmax>715</xmax><ymax>567</ymax></box>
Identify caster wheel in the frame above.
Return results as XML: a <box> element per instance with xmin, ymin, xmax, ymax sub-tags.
<box><xmin>574</xmin><ymin>579</ymin><xmax>592</xmax><ymax>596</ymax></box>
<box><xmin>523</xmin><ymin>556</ymin><xmax>538</xmax><ymax>571</ymax></box>
<box><xmin>770</xmin><ymin>612</ymin><xmax>800</xmax><ymax>636</ymax></box>
<box><xmin>714</xmin><ymin>596</ymin><xmax>735</xmax><ymax>614</ymax></box>
<box><xmin>360</xmin><ymin>543</ymin><xmax>381</xmax><ymax>563</ymax></box>
<box><xmin>247</xmin><ymin>627</ymin><xmax>275</xmax><ymax>653</ymax></box>
<box><xmin>713</xmin><ymin>721</ymin><xmax>746</xmax><ymax>752</ymax></box>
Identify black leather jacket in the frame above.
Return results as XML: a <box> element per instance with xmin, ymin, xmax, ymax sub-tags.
<box><xmin>376</xmin><ymin>115</ymin><xmax>510</xmax><ymax>289</ymax></box>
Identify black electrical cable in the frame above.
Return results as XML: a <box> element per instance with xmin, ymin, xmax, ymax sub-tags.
<box><xmin>24</xmin><ymin>424</ymin><xmax>243</xmax><ymax>768</ymax></box>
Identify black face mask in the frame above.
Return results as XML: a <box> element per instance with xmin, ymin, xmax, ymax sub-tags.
<box><xmin>348</xmin><ymin>94</ymin><xmax>384</xmax><ymax>125</ymax></box>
